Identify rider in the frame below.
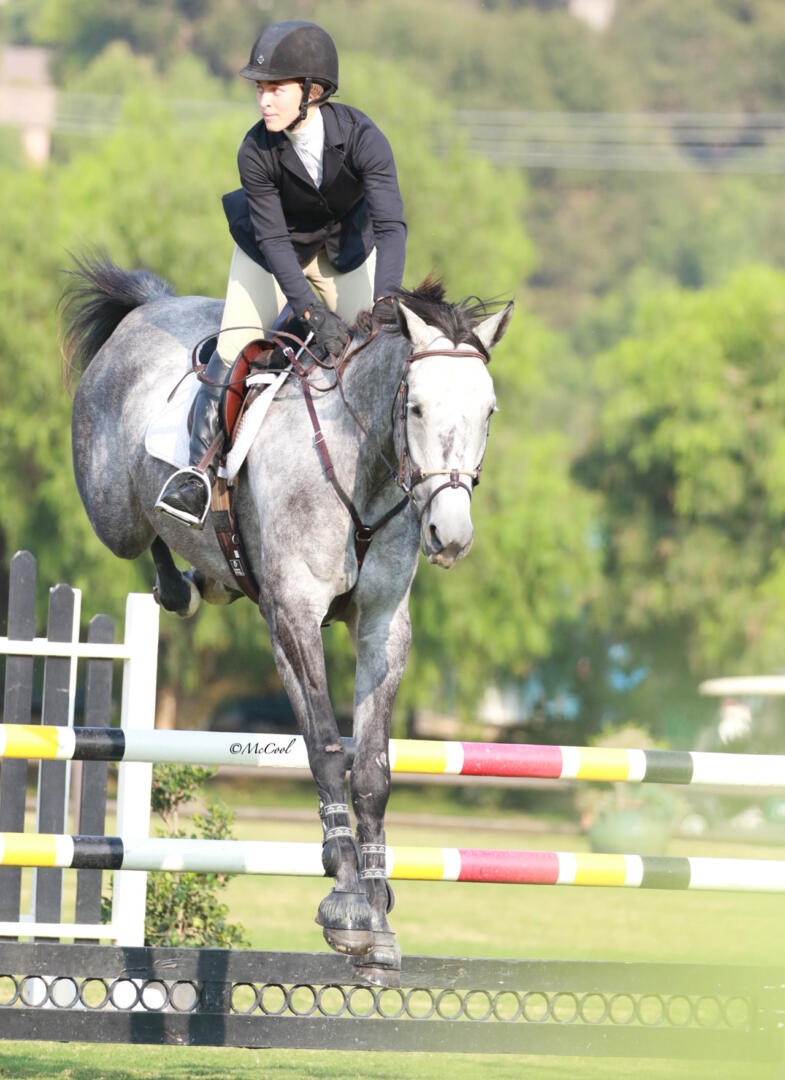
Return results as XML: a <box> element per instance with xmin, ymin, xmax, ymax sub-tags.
<box><xmin>156</xmin><ymin>19</ymin><xmax>407</xmax><ymax>528</ymax></box>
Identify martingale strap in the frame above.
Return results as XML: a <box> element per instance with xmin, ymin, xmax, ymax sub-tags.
<box><xmin>283</xmin><ymin>343</ymin><xmax>409</xmax><ymax>571</ymax></box>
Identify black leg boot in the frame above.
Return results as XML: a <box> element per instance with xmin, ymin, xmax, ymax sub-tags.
<box><xmin>155</xmin><ymin>351</ymin><xmax>232</xmax><ymax>529</ymax></box>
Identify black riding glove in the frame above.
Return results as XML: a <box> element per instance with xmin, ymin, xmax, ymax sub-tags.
<box><xmin>305</xmin><ymin>301</ymin><xmax>350</xmax><ymax>356</ymax></box>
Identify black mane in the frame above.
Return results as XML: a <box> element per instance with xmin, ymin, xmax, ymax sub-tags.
<box><xmin>354</xmin><ymin>276</ymin><xmax>500</xmax><ymax>358</ymax></box>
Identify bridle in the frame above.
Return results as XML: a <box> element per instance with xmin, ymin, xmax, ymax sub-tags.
<box><xmin>393</xmin><ymin>346</ymin><xmax>491</xmax><ymax>522</ymax></box>
<box><xmin>275</xmin><ymin>333</ymin><xmax>493</xmax><ymax>563</ymax></box>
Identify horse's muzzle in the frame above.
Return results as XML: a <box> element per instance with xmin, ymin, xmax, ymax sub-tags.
<box><xmin>421</xmin><ymin>514</ymin><xmax>474</xmax><ymax>569</ymax></box>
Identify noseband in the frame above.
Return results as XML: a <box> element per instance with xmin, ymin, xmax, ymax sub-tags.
<box><xmin>394</xmin><ymin>346</ymin><xmax>491</xmax><ymax>522</ymax></box>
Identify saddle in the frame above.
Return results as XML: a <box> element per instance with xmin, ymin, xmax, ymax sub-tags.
<box><xmin>189</xmin><ymin>319</ymin><xmax>317</xmax><ymax>606</ymax></box>
<box><xmin>188</xmin><ymin>335</ymin><xmax>287</xmax><ymax>452</ymax></box>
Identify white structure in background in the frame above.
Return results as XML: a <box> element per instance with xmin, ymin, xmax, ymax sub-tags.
<box><xmin>0</xmin><ymin>45</ymin><xmax>55</xmax><ymax>164</ymax></box>
<box><xmin>0</xmin><ymin>592</ymin><xmax>159</xmax><ymax>945</ymax></box>
<box><xmin>569</xmin><ymin>0</ymin><xmax>616</xmax><ymax>32</ymax></box>
<box><xmin>700</xmin><ymin>676</ymin><xmax>785</xmax><ymax>746</ymax></box>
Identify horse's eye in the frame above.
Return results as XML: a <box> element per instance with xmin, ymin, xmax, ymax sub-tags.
<box><xmin>408</xmin><ymin>403</ymin><xmax>423</xmax><ymax>418</ymax></box>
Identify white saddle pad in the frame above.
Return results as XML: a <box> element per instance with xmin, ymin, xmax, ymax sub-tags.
<box><xmin>145</xmin><ymin>366</ymin><xmax>291</xmax><ymax>485</ymax></box>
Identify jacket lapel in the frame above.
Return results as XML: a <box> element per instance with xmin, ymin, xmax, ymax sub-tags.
<box><xmin>320</xmin><ymin>104</ymin><xmax>346</xmax><ymax>191</ymax></box>
<box><xmin>278</xmin><ymin>136</ymin><xmax>315</xmax><ymax>188</ymax></box>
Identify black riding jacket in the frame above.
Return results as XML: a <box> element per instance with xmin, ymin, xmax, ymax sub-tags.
<box><xmin>222</xmin><ymin>102</ymin><xmax>407</xmax><ymax>317</ymax></box>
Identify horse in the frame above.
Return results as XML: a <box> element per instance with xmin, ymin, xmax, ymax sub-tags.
<box><xmin>61</xmin><ymin>256</ymin><xmax>513</xmax><ymax>984</ymax></box>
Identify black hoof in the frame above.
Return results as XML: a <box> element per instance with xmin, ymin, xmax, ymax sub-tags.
<box><xmin>353</xmin><ymin>965</ymin><xmax>401</xmax><ymax>988</ymax></box>
<box><xmin>352</xmin><ymin>928</ymin><xmax>401</xmax><ymax>972</ymax></box>
<box><xmin>152</xmin><ymin>575</ymin><xmax>200</xmax><ymax>618</ymax></box>
<box><xmin>352</xmin><ymin>931</ymin><xmax>401</xmax><ymax>980</ymax></box>
<box><xmin>315</xmin><ymin>890</ymin><xmax>374</xmax><ymax>956</ymax></box>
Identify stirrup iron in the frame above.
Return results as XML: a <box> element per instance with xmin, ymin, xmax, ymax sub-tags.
<box><xmin>154</xmin><ymin>467</ymin><xmax>212</xmax><ymax>529</ymax></box>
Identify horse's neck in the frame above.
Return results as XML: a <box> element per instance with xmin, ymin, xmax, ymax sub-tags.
<box><xmin>342</xmin><ymin>332</ymin><xmax>407</xmax><ymax>483</ymax></box>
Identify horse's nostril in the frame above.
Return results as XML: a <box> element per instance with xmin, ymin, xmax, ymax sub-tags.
<box><xmin>428</xmin><ymin>524</ymin><xmax>443</xmax><ymax>552</ymax></box>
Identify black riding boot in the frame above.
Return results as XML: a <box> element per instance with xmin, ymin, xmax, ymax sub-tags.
<box><xmin>155</xmin><ymin>351</ymin><xmax>232</xmax><ymax>529</ymax></box>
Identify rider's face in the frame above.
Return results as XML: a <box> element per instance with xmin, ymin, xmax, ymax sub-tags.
<box><xmin>256</xmin><ymin>80</ymin><xmax>307</xmax><ymax>131</ymax></box>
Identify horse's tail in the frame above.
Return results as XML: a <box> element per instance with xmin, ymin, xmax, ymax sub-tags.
<box><xmin>60</xmin><ymin>252</ymin><xmax>175</xmax><ymax>391</ymax></box>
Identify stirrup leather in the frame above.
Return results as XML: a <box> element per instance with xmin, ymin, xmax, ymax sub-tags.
<box><xmin>154</xmin><ymin>467</ymin><xmax>212</xmax><ymax>529</ymax></box>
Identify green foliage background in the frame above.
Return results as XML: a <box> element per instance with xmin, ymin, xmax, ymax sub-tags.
<box><xmin>3</xmin><ymin>0</ymin><xmax>785</xmax><ymax>745</ymax></box>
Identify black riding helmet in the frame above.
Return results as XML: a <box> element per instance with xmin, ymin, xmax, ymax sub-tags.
<box><xmin>240</xmin><ymin>20</ymin><xmax>339</xmax><ymax>128</ymax></box>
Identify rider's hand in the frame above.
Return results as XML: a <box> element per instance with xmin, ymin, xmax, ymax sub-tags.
<box><xmin>305</xmin><ymin>301</ymin><xmax>350</xmax><ymax>356</ymax></box>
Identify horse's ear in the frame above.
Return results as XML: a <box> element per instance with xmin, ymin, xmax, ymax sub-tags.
<box><xmin>474</xmin><ymin>302</ymin><xmax>514</xmax><ymax>352</ymax></box>
<box><xmin>395</xmin><ymin>301</ymin><xmax>434</xmax><ymax>348</ymax></box>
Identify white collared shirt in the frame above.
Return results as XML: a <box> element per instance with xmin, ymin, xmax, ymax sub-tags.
<box><xmin>284</xmin><ymin>106</ymin><xmax>325</xmax><ymax>188</ymax></box>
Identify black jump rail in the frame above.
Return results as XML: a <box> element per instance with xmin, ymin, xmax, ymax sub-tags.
<box><xmin>0</xmin><ymin>943</ymin><xmax>783</xmax><ymax>1059</ymax></box>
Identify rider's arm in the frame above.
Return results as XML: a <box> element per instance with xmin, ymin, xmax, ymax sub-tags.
<box><xmin>237</xmin><ymin>140</ymin><xmax>315</xmax><ymax>318</ymax></box>
<box><xmin>351</xmin><ymin>118</ymin><xmax>407</xmax><ymax>301</ymax></box>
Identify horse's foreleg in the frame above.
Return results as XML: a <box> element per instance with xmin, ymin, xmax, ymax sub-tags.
<box><xmin>267</xmin><ymin>598</ymin><xmax>373</xmax><ymax>956</ymax></box>
<box><xmin>347</xmin><ymin>601</ymin><xmax>412</xmax><ymax>984</ymax></box>
<box><xmin>150</xmin><ymin>537</ymin><xmax>201</xmax><ymax>617</ymax></box>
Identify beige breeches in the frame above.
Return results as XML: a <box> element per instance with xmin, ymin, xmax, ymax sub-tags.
<box><xmin>216</xmin><ymin>244</ymin><xmax>377</xmax><ymax>364</ymax></box>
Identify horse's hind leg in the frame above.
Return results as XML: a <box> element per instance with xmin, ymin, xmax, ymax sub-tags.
<box><xmin>150</xmin><ymin>537</ymin><xmax>201</xmax><ymax>617</ymax></box>
<box><xmin>266</xmin><ymin>594</ymin><xmax>373</xmax><ymax>956</ymax></box>
<box><xmin>347</xmin><ymin>600</ymin><xmax>412</xmax><ymax>987</ymax></box>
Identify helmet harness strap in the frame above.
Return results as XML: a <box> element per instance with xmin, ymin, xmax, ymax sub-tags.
<box><xmin>286</xmin><ymin>76</ymin><xmax>335</xmax><ymax>131</ymax></box>
<box><xmin>288</xmin><ymin>76</ymin><xmax>313</xmax><ymax>131</ymax></box>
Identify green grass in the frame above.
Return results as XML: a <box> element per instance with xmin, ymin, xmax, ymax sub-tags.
<box><xmin>0</xmin><ymin>1042</ymin><xmax>770</xmax><ymax>1080</ymax></box>
<box><xmin>6</xmin><ymin>814</ymin><xmax>785</xmax><ymax>1077</ymax></box>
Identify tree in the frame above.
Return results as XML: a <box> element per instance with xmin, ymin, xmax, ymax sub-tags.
<box><xmin>576</xmin><ymin>265</ymin><xmax>785</xmax><ymax>740</ymax></box>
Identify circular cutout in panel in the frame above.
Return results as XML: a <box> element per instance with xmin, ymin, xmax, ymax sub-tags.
<box><xmin>19</xmin><ymin>976</ymin><xmax>48</xmax><ymax>1008</ymax></box>
<box><xmin>376</xmin><ymin>988</ymin><xmax>405</xmax><ymax>1020</ymax></box>
<box><xmin>666</xmin><ymin>994</ymin><xmax>694</xmax><ymax>1028</ymax></box>
<box><xmin>608</xmin><ymin>993</ymin><xmax>636</xmax><ymax>1026</ymax></box>
<box><xmin>578</xmin><ymin>992</ymin><xmax>609</xmax><ymax>1025</ymax></box>
<box><xmin>49</xmin><ymin>977</ymin><xmax>79</xmax><ymax>1009</ymax></box>
<box><xmin>347</xmin><ymin>985</ymin><xmax>377</xmax><ymax>1018</ymax></box>
<box><xmin>79</xmin><ymin>978</ymin><xmax>109</xmax><ymax>1010</ymax></box>
<box><xmin>109</xmin><ymin>980</ymin><xmax>140</xmax><ymax>1011</ymax></box>
<box><xmin>724</xmin><ymin>996</ymin><xmax>751</xmax><ymax>1030</ymax></box>
<box><xmin>695</xmin><ymin>995</ymin><xmax>723</xmax><ymax>1029</ymax></box>
<box><xmin>493</xmin><ymin>991</ymin><xmax>523</xmax><ymax>1022</ymax></box>
<box><xmin>316</xmin><ymin>984</ymin><xmax>348</xmax><ymax>1018</ymax></box>
<box><xmin>435</xmin><ymin>989</ymin><xmax>463</xmax><ymax>1021</ymax></box>
<box><xmin>403</xmin><ymin>988</ymin><xmax>435</xmax><ymax>1020</ymax></box>
<box><xmin>258</xmin><ymin>983</ymin><xmax>287</xmax><ymax>1016</ymax></box>
<box><xmin>551</xmin><ymin>992</ymin><xmax>579</xmax><ymax>1024</ymax></box>
<box><xmin>521</xmin><ymin>991</ymin><xmax>551</xmax><ymax>1023</ymax></box>
<box><xmin>288</xmin><ymin>984</ymin><xmax>318</xmax><ymax>1018</ymax></box>
<box><xmin>463</xmin><ymin>990</ymin><xmax>493</xmax><ymax>1022</ymax></box>
<box><xmin>140</xmin><ymin>980</ymin><xmax>169</xmax><ymax>1011</ymax></box>
<box><xmin>170</xmin><ymin>981</ymin><xmax>200</xmax><ymax>1013</ymax></box>
<box><xmin>231</xmin><ymin>982</ymin><xmax>260</xmax><ymax>1015</ymax></box>
<box><xmin>0</xmin><ymin>976</ymin><xmax>19</xmax><ymax>1007</ymax></box>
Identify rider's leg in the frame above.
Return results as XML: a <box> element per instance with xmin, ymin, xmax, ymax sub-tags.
<box><xmin>155</xmin><ymin>247</ymin><xmax>284</xmax><ymax>528</ymax></box>
<box><xmin>302</xmin><ymin>248</ymin><xmax>376</xmax><ymax>324</ymax></box>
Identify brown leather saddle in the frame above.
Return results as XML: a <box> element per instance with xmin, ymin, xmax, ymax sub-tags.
<box><xmin>188</xmin><ymin>336</ymin><xmax>287</xmax><ymax>450</ymax></box>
